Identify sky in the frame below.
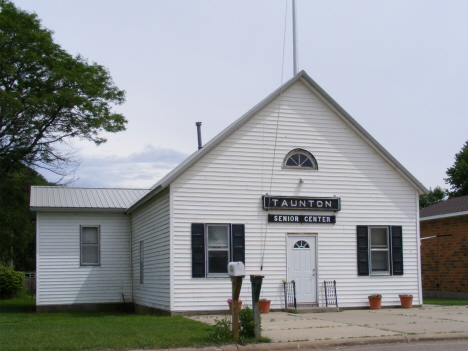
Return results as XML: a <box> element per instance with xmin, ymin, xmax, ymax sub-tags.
<box><xmin>13</xmin><ymin>0</ymin><xmax>468</xmax><ymax>191</ymax></box>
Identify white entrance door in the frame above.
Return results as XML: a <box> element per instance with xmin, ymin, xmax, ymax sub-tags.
<box><xmin>287</xmin><ymin>236</ymin><xmax>316</xmax><ymax>304</ymax></box>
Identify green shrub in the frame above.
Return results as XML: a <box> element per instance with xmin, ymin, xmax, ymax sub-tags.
<box><xmin>239</xmin><ymin>306</ymin><xmax>260</xmax><ymax>339</ymax></box>
<box><xmin>0</xmin><ymin>265</ymin><xmax>25</xmax><ymax>298</ymax></box>
<box><xmin>208</xmin><ymin>317</ymin><xmax>233</xmax><ymax>344</ymax></box>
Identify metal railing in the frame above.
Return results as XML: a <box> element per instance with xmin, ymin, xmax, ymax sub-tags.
<box><xmin>324</xmin><ymin>280</ymin><xmax>338</xmax><ymax>308</ymax></box>
<box><xmin>283</xmin><ymin>281</ymin><xmax>297</xmax><ymax>309</ymax></box>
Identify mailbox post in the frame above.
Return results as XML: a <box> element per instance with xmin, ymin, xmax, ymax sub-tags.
<box><xmin>228</xmin><ymin>262</ymin><xmax>245</xmax><ymax>342</ymax></box>
<box><xmin>250</xmin><ymin>275</ymin><xmax>264</xmax><ymax>340</ymax></box>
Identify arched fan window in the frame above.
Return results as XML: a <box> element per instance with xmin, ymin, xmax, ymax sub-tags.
<box><xmin>283</xmin><ymin>149</ymin><xmax>318</xmax><ymax>170</ymax></box>
<box><xmin>293</xmin><ymin>240</ymin><xmax>310</xmax><ymax>249</ymax></box>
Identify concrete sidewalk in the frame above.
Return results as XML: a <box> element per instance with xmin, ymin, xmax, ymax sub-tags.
<box><xmin>188</xmin><ymin>304</ymin><xmax>468</xmax><ymax>349</ymax></box>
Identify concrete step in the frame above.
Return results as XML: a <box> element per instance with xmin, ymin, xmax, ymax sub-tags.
<box><xmin>283</xmin><ymin>306</ymin><xmax>340</xmax><ymax>313</ymax></box>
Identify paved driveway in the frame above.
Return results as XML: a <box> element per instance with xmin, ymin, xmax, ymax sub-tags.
<box><xmin>189</xmin><ymin>305</ymin><xmax>468</xmax><ymax>343</ymax></box>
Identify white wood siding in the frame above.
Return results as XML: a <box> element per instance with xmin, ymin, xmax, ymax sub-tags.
<box><xmin>171</xmin><ymin>81</ymin><xmax>420</xmax><ymax>311</ymax></box>
<box><xmin>36</xmin><ymin>212</ymin><xmax>132</xmax><ymax>305</ymax></box>
<box><xmin>131</xmin><ymin>188</ymin><xmax>171</xmax><ymax>311</ymax></box>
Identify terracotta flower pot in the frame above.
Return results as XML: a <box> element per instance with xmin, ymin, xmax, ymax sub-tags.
<box><xmin>228</xmin><ymin>301</ymin><xmax>242</xmax><ymax>313</ymax></box>
<box><xmin>259</xmin><ymin>300</ymin><xmax>271</xmax><ymax>313</ymax></box>
<box><xmin>399</xmin><ymin>296</ymin><xmax>413</xmax><ymax>308</ymax></box>
<box><xmin>368</xmin><ymin>297</ymin><xmax>381</xmax><ymax>309</ymax></box>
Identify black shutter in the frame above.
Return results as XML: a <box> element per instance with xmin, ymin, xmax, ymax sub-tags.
<box><xmin>391</xmin><ymin>226</ymin><xmax>403</xmax><ymax>275</ymax></box>
<box><xmin>357</xmin><ymin>226</ymin><xmax>369</xmax><ymax>276</ymax></box>
<box><xmin>231</xmin><ymin>224</ymin><xmax>245</xmax><ymax>264</ymax></box>
<box><xmin>191</xmin><ymin>223</ymin><xmax>205</xmax><ymax>278</ymax></box>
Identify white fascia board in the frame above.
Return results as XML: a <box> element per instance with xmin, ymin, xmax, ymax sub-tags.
<box><xmin>128</xmin><ymin>70</ymin><xmax>429</xmax><ymax>213</ymax></box>
<box><xmin>127</xmin><ymin>74</ymin><xmax>302</xmax><ymax>213</ymax></box>
<box><xmin>298</xmin><ymin>75</ymin><xmax>429</xmax><ymax>196</ymax></box>
<box><xmin>420</xmin><ymin>210</ymin><xmax>468</xmax><ymax>221</ymax></box>
<box><xmin>125</xmin><ymin>185</ymin><xmax>163</xmax><ymax>214</ymax></box>
<box><xmin>30</xmin><ymin>207</ymin><xmax>126</xmax><ymax>213</ymax></box>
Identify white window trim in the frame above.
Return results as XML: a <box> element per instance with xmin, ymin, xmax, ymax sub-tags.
<box><xmin>205</xmin><ymin>224</ymin><xmax>231</xmax><ymax>277</ymax></box>
<box><xmin>283</xmin><ymin>148</ymin><xmax>318</xmax><ymax>170</ymax></box>
<box><xmin>80</xmin><ymin>225</ymin><xmax>101</xmax><ymax>266</ymax></box>
<box><xmin>369</xmin><ymin>226</ymin><xmax>390</xmax><ymax>276</ymax></box>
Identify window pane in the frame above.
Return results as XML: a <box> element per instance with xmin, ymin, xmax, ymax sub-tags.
<box><xmin>301</xmin><ymin>157</ymin><xmax>314</xmax><ymax>167</ymax></box>
<box><xmin>208</xmin><ymin>226</ymin><xmax>228</xmax><ymax>249</ymax></box>
<box><xmin>208</xmin><ymin>251</ymin><xmax>228</xmax><ymax>273</ymax></box>
<box><xmin>286</xmin><ymin>157</ymin><xmax>296</xmax><ymax>166</ymax></box>
<box><xmin>82</xmin><ymin>245</ymin><xmax>99</xmax><ymax>264</ymax></box>
<box><xmin>371</xmin><ymin>228</ymin><xmax>388</xmax><ymax>247</ymax></box>
<box><xmin>82</xmin><ymin>227</ymin><xmax>98</xmax><ymax>244</ymax></box>
<box><xmin>290</xmin><ymin>153</ymin><xmax>300</xmax><ymax>165</ymax></box>
<box><xmin>371</xmin><ymin>251</ymin><xmax>389</xmax><ymax>271</ymax></box>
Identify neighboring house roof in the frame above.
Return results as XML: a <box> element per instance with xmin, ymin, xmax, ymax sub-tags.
<box><xmin>420</xmin><ymin>195</ymin><xmax>468</xmax><ymax>221</ymax></box>
<box><xmin>126</xmin><ymin>70</ymin><xmax>428</xmax><ymax>213</ymax></box>
<box><xmin>30</xmin><ymin>186</ymin><xmax>149</xmax><ymax>212</ymax></box>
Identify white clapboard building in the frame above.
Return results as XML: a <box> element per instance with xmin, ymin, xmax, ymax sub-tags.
<box><xmin>31</xmin><ymin>71</ymin><xmax>428</xmax><ymax>314</ymax></box>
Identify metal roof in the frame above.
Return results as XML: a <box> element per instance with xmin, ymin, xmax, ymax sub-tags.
<box><xmin>126</xmin><ymin>70</ymin><xmax>429</xmax><ymax>213</ymax></box>
<box><xmin>420</xmin><ymin>195</ymin><xmax>468</xmax><ymax>220</ymax></box>
<box><xmin>30</xmin><ymin>186</ymin><xmax>149</xmax><ymax>211</ymax></box>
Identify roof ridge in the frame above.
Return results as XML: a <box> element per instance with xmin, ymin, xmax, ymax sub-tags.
<box><xmin>126</xmin><ymin>70</ymin><xmax>428</xmax><ymax>213</ymax></box>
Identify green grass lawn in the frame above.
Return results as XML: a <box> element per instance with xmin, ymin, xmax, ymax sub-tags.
<box><xmin>0</xmin><ymin>296</ymin><xmax>216</xmax><ymax>351</ymax></box>
<box><xmin>423</xmin><ymin>297</ymin><xmax>468</xmax><ymax>306</ymax></box>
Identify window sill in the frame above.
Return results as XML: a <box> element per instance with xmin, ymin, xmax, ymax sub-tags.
<box><xmin>205</xmin><ymin>275</ymin><xmax>230</xmax><ymax>279</ymax></box>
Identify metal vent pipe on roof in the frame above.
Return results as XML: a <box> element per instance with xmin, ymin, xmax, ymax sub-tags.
<box><xmin>195</xmin><ymin>122</ymin><xmax>202</xmax><ymax>149</ymax></box>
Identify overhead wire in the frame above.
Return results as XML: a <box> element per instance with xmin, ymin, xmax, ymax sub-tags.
<box><xmin>260</xmin><ymin>0</ymin><xmax>289</xmax><ymax>271</ymax></box>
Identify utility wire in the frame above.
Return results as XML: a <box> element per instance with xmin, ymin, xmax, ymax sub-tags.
<box><xmin>260</xmin><ymin>0</ymin><xmax>289</xmax><ymax>271</ymax></box>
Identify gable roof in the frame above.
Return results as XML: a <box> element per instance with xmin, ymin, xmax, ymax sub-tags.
<box><xmin>31</xmin><ymin>186</ymin><xmax>149</xmax><ymax>212</ymax></box>
<box><xmin>126</xmin><ymin>70</ymin><xmax>428</xmax><ymax>213</ymax></box>
<box><xmin>420</xmin><ymin>195</ymin><xmax>468</xmax><ymax>221</ymax></box>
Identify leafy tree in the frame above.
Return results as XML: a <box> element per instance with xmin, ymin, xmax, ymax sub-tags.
<box><xmin>0</xmin><ymin>1</ymin><xmax>127</xmax><ymax>178</ymax></box>
<box><xmin>445</xmin><ymin>140</ymin><xmax>468</xmax><ymax>198</ymax></box>
<box><xmin>419</xmin><ymin>186</ymin><xmax>447</xmax><ymax>209</ymax></box>
<box><xmin>0</xmin><ymin>1</ymin><xmax>127</xmax><ymax>269</ymax></box>
<box><xmin>0</xmin><ymin>163</ymin><xmax>52</xmax><ymax>270</ymax></box>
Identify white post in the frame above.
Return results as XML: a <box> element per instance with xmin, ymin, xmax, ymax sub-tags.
<box><xmin>292</xmin><ymin>0</ymin><xmax>298</xmax><ymax>75</ymax></box>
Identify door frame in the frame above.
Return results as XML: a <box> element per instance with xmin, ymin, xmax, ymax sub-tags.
<box><xmin>286</xmin><ymin>233</ymin><xmax>319</xmax><ymax>304</ymax></box>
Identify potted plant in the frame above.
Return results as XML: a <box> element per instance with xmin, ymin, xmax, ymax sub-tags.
<box><xmin>258</xmin><ymin>298</ymin><xmax>271</xmax><ymax>313</ymax></box>
<box><xmin>368</xmin><ymin>294</ymin><xmax>382</xmax><ymax>309</ymax></box>
<box><xmin>399</xmin><ymin>294</ymin><xmax>413</xmax><ymax>308</ymax></box>
<box><xmin>227</xmin><ymin>299</ymin><xmax>242</xmax><ymax>313</ymax></box>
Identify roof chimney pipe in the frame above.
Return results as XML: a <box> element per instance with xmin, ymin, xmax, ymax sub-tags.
<box><xmin>195</xmin><ymin>122</ymin><xmax>202</xmax><ymax>149</ymax></box>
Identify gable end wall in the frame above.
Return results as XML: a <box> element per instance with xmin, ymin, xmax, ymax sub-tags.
<box><xmin>36</xmin><ymin>211</ymin><xmax>132</xmax><ymax>306</ymax></box>
<box><xmin>170</xmin><ymin>81</ymin><xmax>420</xmax><ymax>311</ymax></box>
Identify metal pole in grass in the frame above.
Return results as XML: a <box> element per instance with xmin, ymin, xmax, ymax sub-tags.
<box><xmin>250</xmin><ymin>275</ymin><xmax>264</xmax><ymax>340</ymax></box>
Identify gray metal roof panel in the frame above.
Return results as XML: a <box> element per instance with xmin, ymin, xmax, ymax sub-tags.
<box><xmin>30</xmin><ymin>187</ymin><xmax>150</xmax><ymax>210</ymax></box>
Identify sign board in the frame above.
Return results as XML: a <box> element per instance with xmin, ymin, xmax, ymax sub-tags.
<box><xmin>263</xmin><ymin>196</ymin><xmax>341</xmax><ymax>211</ymax></box>
<box><xmin>268</xmin><ymin>214</ymin><xmax>336</xmax><ymax>224</ymax></box>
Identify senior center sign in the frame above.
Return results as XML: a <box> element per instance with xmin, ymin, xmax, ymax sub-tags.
<box><xmin>262</xmin><ymin>196</ymin><xmax>341</xmax><ymax>211</ymax></box>
<box><xmin>263</xmin><ymin>195</ymin><xmax>340</xmax><ymax>225</ymax></box>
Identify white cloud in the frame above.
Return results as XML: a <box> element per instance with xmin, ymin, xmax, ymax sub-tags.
<box><xmin>69</xmin><ymin>145</ymin><xmax>189</xmax><ymax>188</ymax></box>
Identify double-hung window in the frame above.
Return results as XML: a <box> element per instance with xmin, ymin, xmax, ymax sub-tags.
<box><xmin>369</xmin><ymin>227</ymin><xmax>390</xmax><ymax>274</ymax></box>
<box><xmin>207</xmin><ymin>224</ymin><xmax>230</xmax><ymax>275</ymax></box>
<box><xmin>140</xmin><ymin>240</ymin><xmax>144</xmax><ymax>284</ymax></box>
<box><xmin>357</xmin><ymin>225</ymin><xmax>403</xmax><ymax>276</ymax></box>
<box><xmin>80</xmin><ymin>226</ymin><xmax>100</xmax><ymax>266</ymax></box>
<box><xmin>191</xmin><ymin>223</ymin><xmax>245</xmax><ymax>278</ymax></box>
